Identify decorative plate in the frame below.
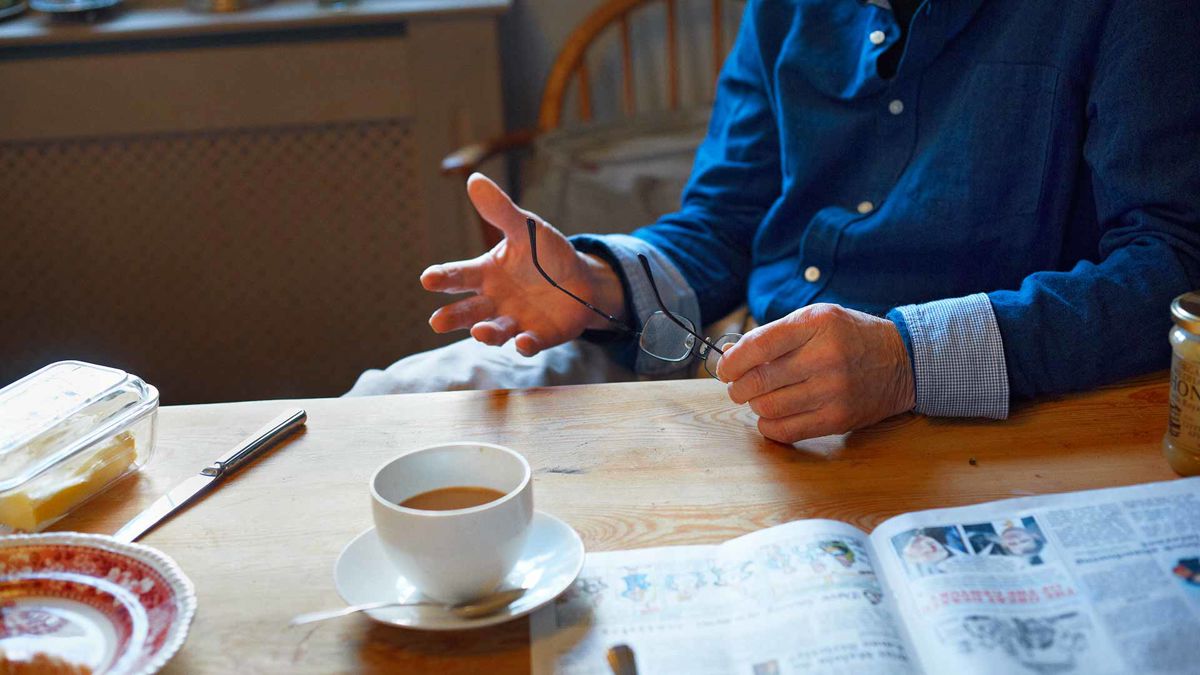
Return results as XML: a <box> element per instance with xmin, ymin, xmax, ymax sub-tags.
<box><xmin>0</xmin><ymin>1</ymin><xmax>28</xmax><ymax>21</ymax></box>
<box><xmin>0</xmin><ymin>533</ymin><xmax>196</xmax><ymax>675</ymax></box>
<box><xmin>28</xmin><ymin>0</ymin><xmax>118</xmax><ymax>13</ymax></box>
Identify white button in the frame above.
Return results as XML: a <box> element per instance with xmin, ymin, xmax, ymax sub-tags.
<box><xmin>888</xmin><ymin>99</ymin><xmax>905</xmax><ymax>115</ymax></box>
<box><xmin>856</xmin><ymin>201</ymin><xmax>875</xmax><ymax>214</ymax></box>
<box><xmin>804</xmin><ymin>266</ymin><xmax>821</xmax><ymax>283</ymax></box>
<box><xmin>869</xmin><ymin>30</ymin><xmax>886</xmax><ymax>45</ymax></box>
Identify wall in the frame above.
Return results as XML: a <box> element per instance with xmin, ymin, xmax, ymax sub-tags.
<box><xmin>497</xmin><ymin>0</ymin><xmax>595</xmax><ymax>132</ymax></box>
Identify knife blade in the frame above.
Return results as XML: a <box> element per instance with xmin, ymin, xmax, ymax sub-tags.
<box><xmin>113</xmin><ymin>408</ymin><xmax>306</xmax><ymax>543</ymax></box>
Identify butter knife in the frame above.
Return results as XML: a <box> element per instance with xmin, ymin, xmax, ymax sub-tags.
<box><xmin>113</xmin><ymin>408</ymin><xmax>307</xmax><ymax>543</ymax></box>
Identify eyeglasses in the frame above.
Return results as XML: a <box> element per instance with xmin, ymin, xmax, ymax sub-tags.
<box><xmin>526</xmin><ymin>219</ymin><xmax>741</xmax><ymax>379</ymax></box>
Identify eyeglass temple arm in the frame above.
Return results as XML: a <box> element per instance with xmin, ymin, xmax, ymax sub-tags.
<box><xmin>636</xmin><ymin>254</ymin><xmax>725</xmax><ymax>356</ymax></box>
<box><xmin>526</xmin><ymin>219</ymin><xmax>635</xmax><ymax>335</ymax></box>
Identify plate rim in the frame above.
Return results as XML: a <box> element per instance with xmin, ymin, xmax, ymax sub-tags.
<box><xmin>334</xmin><ymin>510</ymin><xmax>585</xmax><ymax>631</ymax></box>
<box><xmin>0</xmin><ymin>1</ymin><xmax>27</xmax><ymax>20</ymax></box>
<box><xmin>0</xmin><ymin>532</ymin><xmax>198</xmax><ymax>675</ymax></box>
<box><xmin>28</xmin><ymin>0</ymin><xmax>118</xmax><ymax>13</ymax></box>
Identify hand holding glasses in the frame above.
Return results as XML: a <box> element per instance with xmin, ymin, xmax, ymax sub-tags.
<box><xmin>526</xmin><ymin>219</ymin><xmax>741</xmax><ymax>379</ymax></box>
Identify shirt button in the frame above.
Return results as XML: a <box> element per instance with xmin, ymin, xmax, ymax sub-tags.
<box><xmin>888</xmin><ymin>99</ymin><xmax>905</xmax><ymax>115</ymax></box>
<box><xmin>856</xmin><ymin>201</ymin><xmax>875</xmax><ymax>214</ymax></box>
<box><xmin>869</xmin><ymin>30</ymin><xmax>886</xmax><ymax>45</ymax></box>
<box><xmin>803</xmin><ymin>266</ymin><xmax>821</xmax><ymax>283</ymax></box>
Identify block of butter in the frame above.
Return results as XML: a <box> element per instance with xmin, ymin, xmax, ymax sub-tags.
<box><xmin>0</xmin><ymin>432</ymin><xmax>138</xmax><ymax>532</ymax></box>
<box><xmin>0</xmin><ymin>362</ymin><xmax>159</xmax><ymax>533</ymax></box>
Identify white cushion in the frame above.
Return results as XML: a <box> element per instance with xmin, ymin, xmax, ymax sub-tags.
<box><xmin>519</xmin><ymin>108</ymin><xmax>710</xmax><ymax>236</ymax></box>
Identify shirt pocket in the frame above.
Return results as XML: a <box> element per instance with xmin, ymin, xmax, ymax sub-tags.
<box><xmin>931</xmin><ymin>62</ymin><xmax>1060</xmax><ymax>218</ymax></box>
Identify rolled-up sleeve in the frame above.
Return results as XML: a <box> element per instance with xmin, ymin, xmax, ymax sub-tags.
<box><xmin>888</xmin><ymin>294</ymin><xmax>1009</xmax><ymax>419</ymax></box>
<box><xmin>572</xmin><ymin>234</ymin><xmax>700</xmax><ymax>375</ymax></box>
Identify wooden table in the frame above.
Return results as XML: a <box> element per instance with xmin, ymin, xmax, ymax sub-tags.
<box><xmin>55</xmin><ymin>375</ymin><xmax>1178</xmax><ymax>673</ymax></box>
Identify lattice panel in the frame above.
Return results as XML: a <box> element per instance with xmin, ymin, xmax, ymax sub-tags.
<box><xmin>0</xmin><ymin>119</ymin><xmax>454</xmax><ymax>403</ymax></box>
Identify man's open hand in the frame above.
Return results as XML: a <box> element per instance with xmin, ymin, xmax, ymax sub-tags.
<box><xmin>420</xmin><ymin>173</ymin><xmax>625</xmax><ymax>356</ymax></box>
<box><xmin>715</xmin><ymin>304</ymin><xmax>915</xmax><ymax>443</ymax></box>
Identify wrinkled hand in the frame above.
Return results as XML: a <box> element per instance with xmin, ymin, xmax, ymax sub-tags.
<box><xmin>421</xmin><ymin>173</ymin><xmax>625</xmax><ymax>356</ymax></box>
<box><xmin>715</xmin><ymin>304</ymin><xmax>915</xmax><ymax>443</ymax></box>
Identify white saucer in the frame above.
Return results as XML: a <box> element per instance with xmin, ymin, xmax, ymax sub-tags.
<box><xmin>334</xmin><ymin>510</ymin><xmax>584</xmax><ymax>631</ymax></box>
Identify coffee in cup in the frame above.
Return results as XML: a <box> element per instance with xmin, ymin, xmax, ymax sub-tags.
<box><xmin>370</xmin><ymin>442</ymin><xmax>533</xmax><ymax>603</ymax></box>
<box><xmin>398</xmin><ymin>486</ymin><xmax>507</xmax><ymax>511</ymax></box>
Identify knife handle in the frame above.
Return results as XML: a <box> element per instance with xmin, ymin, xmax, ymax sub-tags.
<box><xmin>204</xmin><ymin>409</ymin><xmax>307</xmax><ymax>477</ymax></box>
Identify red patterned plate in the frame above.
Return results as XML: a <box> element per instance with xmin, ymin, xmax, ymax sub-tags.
<box><xmin>0</xmin><ymin>533</ymin><xmax>196</xmax><ymax>674</ymax></box>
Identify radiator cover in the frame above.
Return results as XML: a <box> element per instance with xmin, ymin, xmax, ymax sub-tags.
<box><xmin>1</xmin><ymin>119</ymin><xmax>452</xmax><ymax>403</ymax></box>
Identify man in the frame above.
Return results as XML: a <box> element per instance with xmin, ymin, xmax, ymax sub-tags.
<box><xmin>349</xmin><ymin>0</ymin><xmax>1200</xmax><ymax>444</ymax></box>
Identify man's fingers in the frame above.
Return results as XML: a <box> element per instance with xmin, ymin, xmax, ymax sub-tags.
<box><xmin>513</xmin><ymin>331</ymin><xmax>545</xmax><ymax>357</ymax></box>
<box><xmin>757</xmin><ymin>407</ymin><xmax>845</xmax><ymax>444</ymax></box>
<box><xmin>717</xmin><ymin>311</ymin><xmax>821</xmax><ymax>382</ymax></box>
<box><xmin>727</xmin><ymin>355</ymin><xmax>809</xmax><ymax>404</ymax></box>
<box><xmin>745</xmin><ymin>380</ymin><xmax>822</xmax><ymax>420</ymax></box>
<box><xmin>470</xmin><ymin>315</ymin><xmax>520</xmax><ymax>346</ymax></box>
<box><xmin>421</xmin><ymin>257</ymin><xmax>487</xmax><ymax>293</ymax></box>
<box><xmin>429</xmin><ymin>295</ymin><xmax>495</xmax><ymax>333</ymax></box>
<box><xmin>467</xmin><ymin>173</ymin><xmax>531</xmax><ymax>240</ymax></box>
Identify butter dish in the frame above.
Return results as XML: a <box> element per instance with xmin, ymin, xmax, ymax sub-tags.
<box><xmin>0</xmin><ymin>361</ymin><xmax>158</xmax><ymax>533</ymax></box>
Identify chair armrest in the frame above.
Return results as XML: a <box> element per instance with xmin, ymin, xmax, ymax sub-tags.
<box><xmin>440</xmin><ymin>129</ymin><xmax>540</xmax><ymax>177</ymax></box>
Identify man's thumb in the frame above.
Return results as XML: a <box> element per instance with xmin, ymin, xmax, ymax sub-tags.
<box><xmin>466</xmin><ymin>172</ymin><xmax>526</xmax><ymax>239</ymax></box>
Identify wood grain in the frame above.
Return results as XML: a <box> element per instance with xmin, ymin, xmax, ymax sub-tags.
<box><xmin>53</xmin><ymin>374</ymin><xmax>1178</xmax><ymax>673</ymax></box>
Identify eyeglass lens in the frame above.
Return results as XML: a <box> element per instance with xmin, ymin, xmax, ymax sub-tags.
<box><xmin>639</xmin><ymin>311</ymin><xmax>697</xmax><ymax>362</ymax></box>
<box><xmin>701</xmin><ymin>334</ymin><xmax>742</xmax><ymax>379</ymax></box>
<box><xmin>639</xmin><ymin>311</ymin><xmax>743</xmax><ymax>379</ymax></box>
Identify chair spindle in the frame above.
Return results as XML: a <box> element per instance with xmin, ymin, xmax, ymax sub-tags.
<box><xmin>577</xmin><ymin>61</ymin><xmax>594</xmax><ymax>122</ymax></box>
<box><xmin>666</xmin><ymin>0</ymin><xmax>680</xmax><ymax>110</ymax></box>
<box><xmin>711</xmin><ymin>0</ymin><xmax>724</xmax><ymax>86</ymax></box>
<box><xmin>620</xmin><ymin>13</ymin><xmax>636</xmax><ymax>117</ymax></box>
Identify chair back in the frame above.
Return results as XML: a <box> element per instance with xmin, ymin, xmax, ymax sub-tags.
<box><xmin>538</xmin><ymin>0</ymin><xmax>741</xmax><ymax>131</ymax></box>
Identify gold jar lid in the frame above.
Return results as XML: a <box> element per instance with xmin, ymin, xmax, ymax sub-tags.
<box><xmin>1171</xmin><ymin>292</ymin><xmax>1200</xmax><ymax>334</ymax></box>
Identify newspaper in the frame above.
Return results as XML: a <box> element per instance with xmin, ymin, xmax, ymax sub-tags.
<box><xmin>531</xmin><ymin>477</ymin><xmax>1200</xmax><ymax>674</ymax></box>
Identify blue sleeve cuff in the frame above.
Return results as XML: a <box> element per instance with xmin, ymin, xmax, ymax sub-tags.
<box><xmin>571</xmin><ymin>234</ymin><xmax>701</xmax><ymax>376</ymax></box>
<box><xmin>889</xmin><ymin>293</ymin><xmax>1010</xmax><ymax>419</ymax></box>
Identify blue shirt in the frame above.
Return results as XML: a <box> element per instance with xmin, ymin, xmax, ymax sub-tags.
<box><xmin>574</xmin><ymin>0</ymin><xmax>1200</xmax><ymax>418</ymax></box>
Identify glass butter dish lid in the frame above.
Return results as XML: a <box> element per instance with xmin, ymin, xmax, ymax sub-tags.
<box><xmin>0</xmin><ymin>361</ymin><xmax>159</xmax><ymax>533</ymax></box>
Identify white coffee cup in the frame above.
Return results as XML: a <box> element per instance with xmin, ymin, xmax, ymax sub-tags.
<box><xmin>370</xmin><ymin>442</ymin><xmax>534</xmax><ymax>603</ymax></box>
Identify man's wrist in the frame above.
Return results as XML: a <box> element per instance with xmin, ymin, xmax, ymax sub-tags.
<box><xmin>886</xmin><ymin>320</ymin><xmax>917</xmax><ymax>414</ymax></box>
<box><xmin>580</xmin><ymin>253</ymin><xmax>628</xmax><ymax>330</ymax></box>
<box><xmin>570</xmin><ymin>233</ymin><xmax>701</xmax><ymax>376</ymax></box>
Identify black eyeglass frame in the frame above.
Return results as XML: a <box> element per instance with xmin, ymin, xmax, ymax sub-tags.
<box><xmin>525</xmin><ymin>218</ymin><xmax>728</xmax><ymax>360</ymax></box>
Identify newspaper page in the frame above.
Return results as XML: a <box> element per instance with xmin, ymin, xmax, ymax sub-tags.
<box><xmin>871</xmin><ymin>477</ymin><xmax>1200</xmax><ymax>675</ymax></box>
<box><xmin>531</xmin><ymin>519</ymin><xmax>917</xmax><ymax>675</ymax></box>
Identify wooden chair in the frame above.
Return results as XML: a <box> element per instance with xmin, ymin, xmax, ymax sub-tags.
<box><xmin>441</xmin><ymin>0</ymin><xmax>741</xmax><ymax>249</ymax></box>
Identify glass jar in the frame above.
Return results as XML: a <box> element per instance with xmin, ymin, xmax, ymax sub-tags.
<box><xmin>1165</xmin><ymin>293</ymin><xmax>1200</xmax><ymax>475</ymax></box>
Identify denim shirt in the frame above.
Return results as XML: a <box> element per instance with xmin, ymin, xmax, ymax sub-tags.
<box><xmin>574</xmin><ymin>0</ymin><xmax>1200</xmax><ymax>418</ymax></box>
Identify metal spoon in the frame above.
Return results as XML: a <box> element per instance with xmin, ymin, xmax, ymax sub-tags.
<box><xmin>289</xmin><ymin>587</ymin><xmax>526</xmax><ymax>626</ymax></box>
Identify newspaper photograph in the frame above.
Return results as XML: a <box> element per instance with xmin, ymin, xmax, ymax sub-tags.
<box><xmin>871</xmin><ymin>478</ymin><xmax>1200</xmax><ymax>675</ymax></box>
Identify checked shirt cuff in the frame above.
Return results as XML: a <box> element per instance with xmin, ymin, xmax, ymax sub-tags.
<box><xmin>570</xmin><ymin>234</ymin><xmax>701</xmax><ymax>376</ymax></box>
<box><xmin>887</xmin><ymin>293</ymin><xmax>1009</xmax><ymax>419</ymax></box>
